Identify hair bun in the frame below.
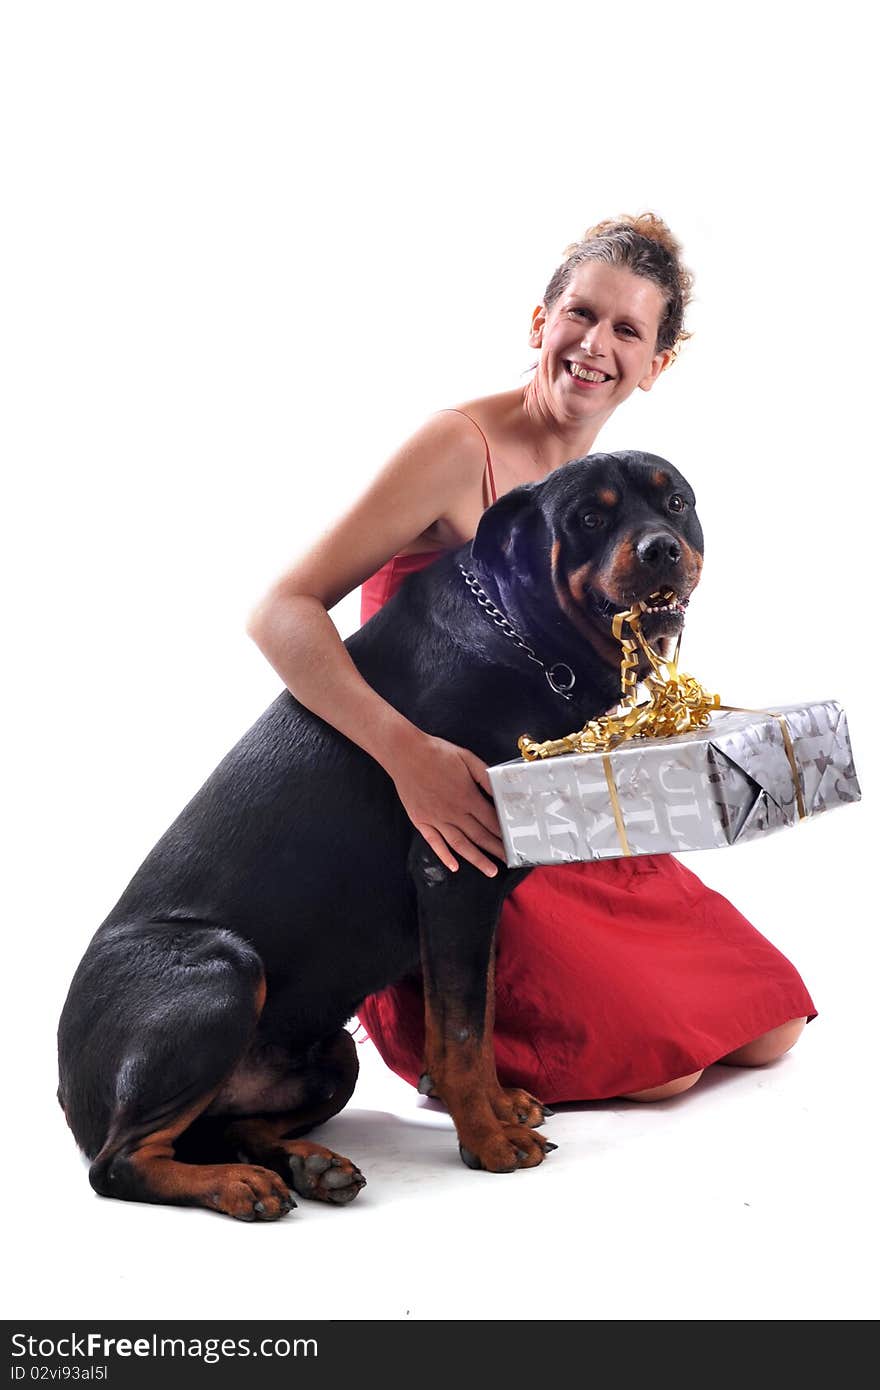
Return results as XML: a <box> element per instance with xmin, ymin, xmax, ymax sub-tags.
<box><xmin>579</xmin><ymin>212</ymin><xmax>683</xmax><ymax>261</ymax></box>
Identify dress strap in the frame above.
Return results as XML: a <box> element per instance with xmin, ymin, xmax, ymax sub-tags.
<box><xmin>438</xmin><ymin>408</ymin><xmax>498</xmax><ymax>505</ymax></box>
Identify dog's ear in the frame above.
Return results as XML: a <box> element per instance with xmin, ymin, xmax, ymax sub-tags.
<box><xmin>470</xmin><ymin>482</ymin><xmax>548</xmax><ymax>580</ymax></box>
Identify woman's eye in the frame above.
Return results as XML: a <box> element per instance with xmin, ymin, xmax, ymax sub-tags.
<box><xmin>617</xmin><ymin>325</ymin><xmax>638</xmax><ymax>337</ymax></box>
<box><xmin>668</xmin><ymin>494</ymin><xmax>686</xmax><ymax>513</ymax></box>
<box><xmin>583</xmin><ymin>512</ymin><xmax>605</xmax><ymax>529</ymax></box>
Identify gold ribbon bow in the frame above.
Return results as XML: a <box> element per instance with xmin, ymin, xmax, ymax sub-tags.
<box><xmin>518</xmin><ymin>605</ymin><xmax>720</xmax><ymax>762</ymax></box>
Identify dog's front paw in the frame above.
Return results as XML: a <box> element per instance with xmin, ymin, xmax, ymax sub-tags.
<box><xmin>458</xmin><ymin>1125</ymin><xmax>557</xmax><ymax>1173</ymax></box>
<box><xmin>491</xmin><ymin>1085</ymin><xmax>553</xmax><ymax>1128</ymax></box>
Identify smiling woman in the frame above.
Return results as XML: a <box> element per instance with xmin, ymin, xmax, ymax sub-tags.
<box><xmin>247</xmin><ymin>212</ymin><xmax>814</xmax><ymax>1110</ymax></box>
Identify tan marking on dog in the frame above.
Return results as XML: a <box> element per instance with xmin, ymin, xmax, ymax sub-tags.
<box><xmin>552</xmin><ymin>537</ymin><xmax>591</xmax><ymax>607</ymax></box>
<box><xmin>127</xmin><ymin>1094</ymin><xmax>229</xmax><ymax>1171</ymax></box>
<box><xmin>598</xmin><ymin>487</ymin><xmax>619</xmax><ymax>507</ymax></box>
<box><xmin>98</xmin><ymin>1082</ymin><xmax>294</xmax><ymax>1217</ymax></box>
<box><xmin>422</xmin><ymin>953</ymin><xmax>547</xmax><ymax>1170</ymax></box>
<box><xmin>602</xmin><ymin>539</ymin><xmax>641</xmax><ymax>598</ymax></box>
<box><xmin>553</xmin><ymin>542</ymin><xmax>632</xmax><ymax>666</ymax></box>
<box><xmin>254</xmin><ymin>972</ymin><xmax>267</xmax><ymax>1016</ymax></box>
<box><xmin>651</xmin><ymin>469</ymin><xmax>670</xmax><ymax>487</ymax></box>
<box><xmin>92</xmin><ymin>967</ymin><xmax>274</xmax><ymax>1210</ymax></box>
<box><xmin>679</xmin><ymin>539</ymin><xmax>703</xmax><ymax>585</ymax></box>
<box><xmin>567</xmin><ymin>560</ymin><xmax>595</xmax><ymax>605</ymax></box>
<box><xmin>421</xmin><ymin>943</ymin><xmax>503</xmax><ymax>1152</ymax></box>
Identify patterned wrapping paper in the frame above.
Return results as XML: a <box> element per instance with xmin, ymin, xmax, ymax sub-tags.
<box><xmin>487</xmin><ymin>699</ymin><xmax>861</xmax><ymax>867</ymax></box>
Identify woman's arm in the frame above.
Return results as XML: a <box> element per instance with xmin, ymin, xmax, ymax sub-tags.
<box><xmin>247</xmin><ymin>411</ymin><xmax>505</xmax><ymax>876</ymax></box>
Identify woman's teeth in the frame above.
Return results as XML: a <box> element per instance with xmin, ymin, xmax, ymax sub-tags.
<box><xmin>568</xmin><ymin>362</ymin><xmax>609</xmax><ymax>382</ymax></box>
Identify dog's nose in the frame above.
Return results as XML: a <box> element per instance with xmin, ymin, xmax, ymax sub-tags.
<box><xmin>636</xmin><ymin>532</ymin><xmax>682</xmax><ymax>568</ymax></box>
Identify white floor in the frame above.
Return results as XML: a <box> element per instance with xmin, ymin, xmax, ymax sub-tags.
<box><xmin>10</xmin><ymin>810</ymin><xmax>878</xmax><ymax>1324</ymax></box>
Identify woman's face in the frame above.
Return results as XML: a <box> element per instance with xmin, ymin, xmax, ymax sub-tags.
<box><xmin>529</xmin><ymin>261</ymin><xmax>670</xmax><ymax>424</ymax></box>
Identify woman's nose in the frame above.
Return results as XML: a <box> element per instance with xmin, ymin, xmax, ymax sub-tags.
<box><xmin>581</xmin><ymin>324</ymin><xmax>607</xmax><ymax>356</ymax></box>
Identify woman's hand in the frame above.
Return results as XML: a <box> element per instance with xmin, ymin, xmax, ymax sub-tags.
<box><xmin>387</xmin><ymin>731</ymin><xmax>506</xmax><ymax>878</ymax></box>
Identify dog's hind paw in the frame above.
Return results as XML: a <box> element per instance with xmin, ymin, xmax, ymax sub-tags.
<box><xmin>205</xmin><ymin>1165</ymin><xmax>296</xmax><ymax>1221</ymax></box>
<box><xmin>285</xmin><ymin>1142</ymin><xmax>366</xmax><ymax>1205</ymax></box>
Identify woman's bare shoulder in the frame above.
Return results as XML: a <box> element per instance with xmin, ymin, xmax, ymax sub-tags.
<box><xmin>253</xmin><ymin>409</ymin><xmax>490</xmax><ymax>612</ymax></box>
<box><xmin>391</xmin><ymin>405</ymin><xmax>491</xmax><ymax>466</ymax></box>
<box><xmin>443</xmin><ymin>387</ymin><xmax>523</xmax><ymax>433</ymax></box>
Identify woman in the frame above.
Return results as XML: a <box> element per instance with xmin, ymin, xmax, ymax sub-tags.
<box><xmin>248</xmin><ymin>213</ymin><xmax>815</xmax><ymax>1104</ymax></box>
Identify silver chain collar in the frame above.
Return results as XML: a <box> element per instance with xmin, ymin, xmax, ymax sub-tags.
<box><xmin>458</xmin><ymin>564</ymin><xmax>576</xmax><ymax>701</ymax></box>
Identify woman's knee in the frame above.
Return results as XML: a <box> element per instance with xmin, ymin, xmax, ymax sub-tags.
<box><xmin>718</xmin><ymin>1017</ymin><xmax>808</xmax><ymax>1068</ymax></box>
<box><xmin>620</xmin><ymin>1069</ymin><xmax>704</xmax><ymax>1102</ymax></box>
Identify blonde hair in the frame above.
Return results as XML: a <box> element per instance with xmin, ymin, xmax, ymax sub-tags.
<box><xmin>543</xmin><ymin>212</ymin><xmax>694</xmax><ymax>359</ymax></box>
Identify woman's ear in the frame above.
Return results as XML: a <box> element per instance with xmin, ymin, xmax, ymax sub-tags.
<box><xmin>528</xmin><ymin>303</ymin><xmax>546</xmax><ymax>349</ymax></box>
<box><xmin>638</xmin><ymin>349</ymin><xmax>673</xmax><ymax>392</ymax></box>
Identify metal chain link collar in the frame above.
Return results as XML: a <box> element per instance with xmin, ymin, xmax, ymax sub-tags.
<box><xmin>458</xmin><ymin>564</ymin><xmax>576</xmax><ymax>701</ymax></box>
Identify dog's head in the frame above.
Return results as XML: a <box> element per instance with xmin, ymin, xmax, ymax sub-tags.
<box><xmin>471</xmin><ymin>450</ymin><xmax>703</xmax><ymax>666</ymax></box>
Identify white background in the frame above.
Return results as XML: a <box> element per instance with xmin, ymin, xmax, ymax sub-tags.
<box><xmin>3</xmin><ymin>1</ymin><xmax>878</xmax><ymax>1322</ymax></box>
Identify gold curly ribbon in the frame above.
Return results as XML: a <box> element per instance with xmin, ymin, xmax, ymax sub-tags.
<box><xmin>518</xmin><ymin>605</ymin><xmax>720</xmax><ymax>762</ymax></box>
<box><xmin>515</xmin><ymin>606</ymin><xmax>807</xmax><ymax>856</ymax></box>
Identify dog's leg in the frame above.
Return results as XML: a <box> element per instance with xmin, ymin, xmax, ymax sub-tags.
<box><xmin>408</xmin><ymin>838</ymin><xmax>556</xmax><ymax>1173</ymax></box>
<box><xmin>208</xmin><ymin>1031</ymin><xmax>367</xmax><ymax>1205</ymax></box>
<box><xmin>58</xmin><ymin>923</ymin><xmax>295</xmax><ymax>1221</ymax></box>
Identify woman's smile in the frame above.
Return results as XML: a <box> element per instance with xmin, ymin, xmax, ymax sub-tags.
<box><xmin>564</xmin><ymin>360</ymin><xmax>615</xmax><ymax>389</ymax></box>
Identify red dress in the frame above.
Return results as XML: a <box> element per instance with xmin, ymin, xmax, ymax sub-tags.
<box><xmin>356</xmin><ymin>420</ymin><xmax>816</xmax><ymax>1102</ymax></box>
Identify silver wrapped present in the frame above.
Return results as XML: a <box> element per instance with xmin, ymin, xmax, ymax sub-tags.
<box><xmin>487</xmin><ymin>699</ymin><xmax>861</xmax><ymax>867</ymax></box>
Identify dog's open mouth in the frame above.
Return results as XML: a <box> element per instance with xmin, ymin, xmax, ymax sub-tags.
<box><xmin>588</xmin><ymin>586</ymin><xmax>689</xmax><ymax>622</ymax></box>
<box><xmin>639</xmin><ymin>587</ymin><xmax>688</xmax><ymax>616</ymax></box>
<box><xmin>636</xmin><ymin>588</ymin><xmax>689</xmax><ymax>654</ymax></box>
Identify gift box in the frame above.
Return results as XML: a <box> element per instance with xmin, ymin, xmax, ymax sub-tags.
<box><xmin>487</xmin><ymin>699</ymin><xmax>861</xmax><ymax>867</ymax></box>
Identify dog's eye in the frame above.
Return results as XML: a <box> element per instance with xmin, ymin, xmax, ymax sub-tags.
<box><xmin>667</xmin><ymin>494</ymin><xmax>687</xmax><ymax>513</ymax></box>
<box><xmin>582</xmin><ymin>512</ymin><xmax>605</xmax><ymax>529</ymax></box>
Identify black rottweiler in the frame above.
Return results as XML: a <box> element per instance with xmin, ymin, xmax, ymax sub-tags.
<box><xmin>57</xmin><ymin>450</ymin><xmax>703</xmax><ymax>1220</ymax></box>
